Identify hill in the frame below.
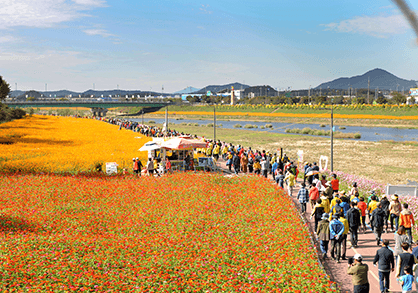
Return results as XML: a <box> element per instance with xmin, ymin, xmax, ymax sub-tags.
<box><xmin>316</xmin><ymin>68</ymin><xmax>418</xmax><ymax>91</ymax></box>
<box><xmin>194</xmin><ymin>82</ymin><xmax>250</xmax><ymax>94</ymax></box>
<box><xmin>174</xmin><ymin>86</ymin><xmax>201</xmax><ymax>94</ymax></box>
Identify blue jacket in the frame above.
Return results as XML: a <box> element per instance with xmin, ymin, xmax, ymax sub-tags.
<box><xmin>340</xmin><ymin>202</ymin><xmax>351</xmax><ymax>217</ymax></box>
<box><xmin>329</xmin><ymin>219</ymin><xmax>345</xmax><ymax>239</ymax></box>
<box><xmin>297</xmin><ymin>187</ymin><xmax>309</xmax><ymax>204</ymax></box>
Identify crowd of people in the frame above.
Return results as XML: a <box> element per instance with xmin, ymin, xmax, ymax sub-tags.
<box><xmin>94</xmin><ymin>116</ymin><xmax>418</xmax><ymax>293</ymax></box>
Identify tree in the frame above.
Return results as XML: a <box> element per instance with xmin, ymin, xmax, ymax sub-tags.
<box><xmin>0</xmin><ymin>76</ymin><xmax>11</xmax><ymax>101</ymax></box>
<box><xmin>392</xmin><ymin>92</ymin><xmax>406</xmax><ymax>105</ymax></box>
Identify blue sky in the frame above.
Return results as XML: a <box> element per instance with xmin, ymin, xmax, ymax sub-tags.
<box><xmin>1</xmin><ymin>0</ymin><xmax>418</xmax><ymax>93</ymax></box>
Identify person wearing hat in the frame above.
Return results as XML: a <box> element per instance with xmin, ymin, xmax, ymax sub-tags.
<box><xmin>329</xmin><ymin>213</ymin><xmax>345</xmax><ymax>263</ymax></box>
<box><xmin>389</xmin><ymin>194</ymin><xmax>402</xmax><ymax>232</ymax></box>
<box><xmin>347</xmin><ymin>254</ymin><xmax>369</xmax><ymax>293</ymax></box>
<box><xmin>324</xmin><ymin>181</ymin><xmax>334</xmax><ymax>201</ymax></box>
<box><xmin>317</xmin><ymin>212</ymin><xmax>330</xmax><ymax>259</ymax></box>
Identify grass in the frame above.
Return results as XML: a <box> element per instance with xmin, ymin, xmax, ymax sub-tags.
<box><xmin>285</xmin><ymin>127</ymin><xmax>361</xmax><ymax>139</ymax></box>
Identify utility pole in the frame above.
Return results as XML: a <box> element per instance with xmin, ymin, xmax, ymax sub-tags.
<box><xmin>213</xmin><ymin>107</ymin><xmax>216</xmax><ymax>141</ymax></box>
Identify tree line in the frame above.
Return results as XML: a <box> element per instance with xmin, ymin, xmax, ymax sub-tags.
<box><xmin>0</xmin><ymin>76</ymin><xmax>27</xmax><ymax>122</ymax></box>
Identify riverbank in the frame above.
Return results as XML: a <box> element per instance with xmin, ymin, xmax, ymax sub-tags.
<box><xmin>139</xmin><ymin>120</ymin><xmax>418</xmax><ymax>186</ymax></box>
<box><xmin>136</xmin><ymin>112</ymin><xmax>418</xmax><ymax>129</ymax></box>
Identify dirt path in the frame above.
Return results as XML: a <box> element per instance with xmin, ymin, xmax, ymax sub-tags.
<box><xmin>215</xmin><ymin>159</ymin><xmax>404</xmax><ymax>293</ymax></box>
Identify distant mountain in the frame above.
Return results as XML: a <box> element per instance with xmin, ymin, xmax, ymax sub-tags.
<box><xmin>194</xmin><ymin>82</ymin><xmax>250</xmax><ymax>94</ymax></box>
<box><xmin>174</xmin><ymin>86</ymin><xmax>200</xmax><ymax>94</ymax></box>
<box><xmin>316</xmin><ymin>68</ymin><xmax>418</xmax><ymax>91</ymax></box>
<box><xmin>9</xmin><ymin>90</ymin><xmax>25</xmax><ymax>97</ymax></box>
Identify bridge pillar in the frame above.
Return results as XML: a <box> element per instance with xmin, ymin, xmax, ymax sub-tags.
<box><xmin>90</xmin><ymin>107</ymin><xmax>108</xmax><ymax>117</ymax></box>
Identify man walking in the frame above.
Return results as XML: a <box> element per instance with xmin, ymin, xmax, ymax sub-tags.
<box><xmin>370</xmin><ymin>203</ymin><xmax>386</xmax><ymax>246</ymax></box>
<box><xmin>347</xmin><ymin>201</ymin><xmax>361</xmax><ymax>248</ymax></box>
<box><xmin>347</xmin><ymin>254</ymin><xmax>369</xmax><ymax>293</ymax></box>
<box><xmin>297</xmin><ymin>183</ymin><xmax>309</xmax><ymax>214</ymax></box>
<box><xmin>330</xmin><ymin>213</ymin><xmax>345</xmax><ymax>263</ymax></box>
<box><xmin>317</xmin><ymin>213</ymin><xmax>330</xmax><ymax>259</ymax></box>
<box><xmin>373</xmin><ymin>239</ymin><xmax>394</xmax><ymax>293</ymax></box>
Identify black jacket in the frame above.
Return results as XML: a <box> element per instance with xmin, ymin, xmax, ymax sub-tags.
<box><xmin>380</xmin><ymin>198</ymin><xmax>390</xmax><ymax>213</ymax></box>
<box><xmin>373</xmin><ymin>246</ymin><xmax>394</xmax><ymax>272</ymax></box>
<box><xmin>347</xmin><ymin>207</ymin><xmax>361</xmax><ymax>228</ymax></box>
<box><xmin>371</xmin><ymin>208</ymin><xmax>386</xmax><ymax>228</ymax></box>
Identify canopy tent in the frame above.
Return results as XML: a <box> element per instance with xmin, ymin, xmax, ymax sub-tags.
<box><xmin>160</xmin><ymin>137</ymin><xmax>207</xmax><ymax>150</ymax></box>
<box><xmin>138</xmin><ymin>141</ymin><xmax>161</xmax><ymax>152</ymax></box>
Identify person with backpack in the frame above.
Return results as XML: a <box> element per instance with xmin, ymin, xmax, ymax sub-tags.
<box><xmin>380</xmin><ymin>195</ymin><xmax>390</xmax><ymax>233</ymax></box>
<box><xmin>347</xmin><ymin>201</ymin><xmax>361</xmax><ymax>248</ymax></box>
<box><xmin>329</xmin><ymin>213</ymin><xmax>345</xmax><ymax>263</ymax></box>
<box><xmin>311</xmin><ymin>199</ymin><xmax>325</xmax><ymax>232</ymax></box>
<box><xmin>371</xmin><ymin>203</ymin><xmax>386</xmax><ymax>246</ymax></box>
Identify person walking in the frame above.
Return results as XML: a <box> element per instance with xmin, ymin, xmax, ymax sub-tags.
<box><xmin>347</xmin><ymin>254</ymin><xmax>370</xmax><ymax>293</ymax></box>
<box><xmin>394</xmin><ymin>226</ymin><xmax>410</xmax><ymax>264</ymax></box>
<box><xmin>373</xmin><ymin>239</ymin><xmax>395</xmax><ymax>293</ymax></box>
<box><xmin>311</xmin><ymin>199</ymin><xmax>325</xmax><ymax>232</ymax></box>
<box><xmin>147</xmin><ymin>157</ymin><xmax>154</xmax><ymax>175</ymax></box>
<box><xmin>309</xmin><ymin>183</ymin><xmax>320</xmax><ymax>210</ymax></box>
<box><xmin>399</xmin><ymin>203</ymin><xmax>415</xmax><ymax>245</ymax></box>
<box><xmin>398</xmin><ymin>266</ymin><xmax>414</xmax><ymax>293</ymax></box>
<box><xmin>371</xmin><ymin>203</ymin><xmax>386</xmax><ymax>246</ymax></box>
<box><xmin>284</xmin><ymin>170</ymin><xmax>296</xmax><ymax>197</ymax></box>
<box><xmin>358</xmin><ymin>197</ymin><xmax>368</xmax><ymax>233</ymax></box>
<box><xmin>380</xmin><ymin>195</ymin><xmax>390</xmax><ymax>233</ymax></box>
<box><xmin>330</xmin><ymin>214</ymin><xmax>345</xmax><ymax>263</ymax></box>
<box><xmin>317</xmin><ymin>213</ymin><xmax>330</xmax><ymax>259</ymax></box>
<box><xmin>347</xmin><ymin>201</ymin><xmax>361</xmax><ymax>248</ymax></box>
<box><xmin>297</xmin><ymin>183</ymin><xmax>309</xmax><ymax>214</ymax></box>
<box><xmin>232</xmin><ymin>153</ymin><xmax>240</xmax><ymax>175</ymax></box>
<box><xmin>396</xmin><ymin>243</ymin><xmax>417</xmax><ymax>278</ymax></box>
<box><xmin>339</xmin><ymin>213</ymin><xmax>349</xmax><ymax>260</ymax></box>
<box><xmin>389</xmin><ymin>194</ymin><xmax>402</xmax><ymax>232</ymax></box>
<box><xmin>260</xmin><ymin>158</ymin><xmax>268</xmax><ymax>178</ymax></box>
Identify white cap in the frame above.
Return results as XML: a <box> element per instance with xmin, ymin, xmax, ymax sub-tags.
<box><xmin>353</xmin><ymin>254</ymin><xmax>362</xmax><ymax>260</ymax></box>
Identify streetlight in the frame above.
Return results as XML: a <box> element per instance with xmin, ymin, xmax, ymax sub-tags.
<box><xmin>330</xmin><ymin>96</ymin><xmax>334</xmax><ymax>172</ymax></box>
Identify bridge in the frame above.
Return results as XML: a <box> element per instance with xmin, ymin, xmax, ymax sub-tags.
<box><xmin>4</xmin><ymin>99</ymin><xmax>174</xmax><ymax>116</ymax></box>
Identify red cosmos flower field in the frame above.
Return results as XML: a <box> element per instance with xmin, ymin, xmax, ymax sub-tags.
<box><xmin>0</xmin><ymin>172</ymin><xmax>336</xmax><ymax>292</ymax></box>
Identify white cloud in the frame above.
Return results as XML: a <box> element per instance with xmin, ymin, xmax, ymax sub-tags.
<box><xmin>322</xmin><ymin>13</ymin><xmax>410</xmax><ymax>38</ymax></box>
<box><xmin>83</xmin><ymin>29</ymin><xmax>114</xmax><ymax>38</ymax></box>
<box><xmin>72</xmin><ymin>0</ymin><xmax>106</xmax><ymax>7</ymax></box>
<box><xmin>199</xmin><ymin>4</ymin><xmax>212</xmax><ymax>14</ymax></box>
<box><xmin>0</xmin><ymin>0</ymin><xmax>106</xmax><ymax>30</ymax></box>
<box><xmin>0</xmin><ymin>36</ymin><xmax>19</xmax><ymax>43</ymax></box>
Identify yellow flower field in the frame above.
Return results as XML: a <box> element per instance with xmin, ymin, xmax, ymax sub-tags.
<box><xmin>0</xmin><ymin>115</ymin><xmax>150</xmax><ymax>173</ymax></box>
<box><xmin>156</xmin><ymin>110</ymin><xmax>418</xmax><ymax>120</ymax></box>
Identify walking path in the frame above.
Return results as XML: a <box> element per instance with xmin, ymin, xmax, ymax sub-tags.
<box><xmin>215</xmin><ymin>159</ymin><xmax>404</xmax><ymax>293</ymax></box>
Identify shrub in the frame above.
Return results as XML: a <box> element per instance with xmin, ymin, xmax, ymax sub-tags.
<box><xmin>265</xmin><ymin>123</ymin><xmax>273</xmax><ymax>128</ymax></box>
<box><xmin>319</xmin><ymin>124</ymin><xmax>326</xmax><ymax>127</ymax></box>
<box><xmin>148</xmin><ymin>120</ymin><xmax>156</xmax><ymax>124</ymax></box>
<box><xmin>234</xmin><ymin>124</ymin><xmax>242</xmax><ymax>128</ymax></box>
<box><xmin>339</xmin><ymin>126</ymin><xmax>346</xmax><ymax>130</ymax></box>
<box><xmin>354</xmin><ymin>133</ymin><xmax>362</xmax><ymax>139</ymax></box>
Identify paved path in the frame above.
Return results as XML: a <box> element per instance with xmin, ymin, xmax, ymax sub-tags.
<box><xmin>215</xmin><ymin>159</ymin><xmax>404</xmax><ymax>293</ymax></box>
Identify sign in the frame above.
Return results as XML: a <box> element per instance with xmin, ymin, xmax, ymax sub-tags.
<box><xmin>106</xmin><ymin>162</ymin><xmax>118</xmax><ymax>175</ymax></box>
<box><xmin>386</xmin><ymin>185</ymin><xmax>417</xmax><ymax>197</ymax></box>
<box><xmin>319</xmin><ymin>155</ymin><xmax>328</xmax><ymax>172</ymax></box>
<box><xmin>297</xmin><ymin>150</ymin><xmax>303</xmax><ymax>171</ymax></box>
<box><xmin>410</xmin><ymin>88</ymin><xmax>418</xmax><ymax>96</ymax></box>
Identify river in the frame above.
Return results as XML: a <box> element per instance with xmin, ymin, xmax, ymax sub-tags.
<box><xmin>131</xmin><ymin>118</ymin><xmax>418</xmax><ymax>142</ymax></box>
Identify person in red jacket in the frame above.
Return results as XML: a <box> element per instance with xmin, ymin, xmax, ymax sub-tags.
<box><xmin>309</xmin><ymin>184</ymin><xmax>320</xmax><ymax>209</ymax></box>
<box><xmin>399</xmin><ymin>203</ymin><xmax>415</xmax><ymax>244</ymax></box>
<box><xmin>331</xmin><ymin>173</ymin><xmax>339</xmax><ymax>194</ymax></box>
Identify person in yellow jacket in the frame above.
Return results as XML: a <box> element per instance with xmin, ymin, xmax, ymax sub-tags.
<box><xmin>330</xmin><ymin>192</ymin><xmax>342</xmax><ymax>210</ymax></box>
<box><xmin>284</xmin><ymin>170</ymin><xmax>296</xmax><ymax>196</ymax></box>
<box><xmin>320</xmin><ymin>192</ymin><xmax>330</xmax><ymax>214</ymax></box>
<box><xmin>339</xmin><ymin>213</ymin><xmax>350</xmax><ymax>260</ymax></box>
<box><xmin>212</xmin><ymin>144</ymin><xmax>220</xmax><ymax>161</ymax></box>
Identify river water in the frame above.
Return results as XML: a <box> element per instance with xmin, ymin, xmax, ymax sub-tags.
<box><xmin>131</xmin><ymin>118</ymin><xmax>418</xmax><ymax>142</ymax></box>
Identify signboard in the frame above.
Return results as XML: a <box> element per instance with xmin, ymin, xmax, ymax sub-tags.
<box><xmin>297</xmin><ymin>150</ymin><xmax>303</xmax><ymax>171</ymax></box>
<box><xmin>410</xmin><ymin>88</ymin><xmax>418</xmax><ymax>96</ymax></box>
<box><xmin>386</xmin><ymin>185</ymin><xmax>417</xmax><ymax>197</ymax></box>
<box><xmin>106</xmin><ymin>162</ymin><xmax>118</xmax><ymax>175</ymax></box>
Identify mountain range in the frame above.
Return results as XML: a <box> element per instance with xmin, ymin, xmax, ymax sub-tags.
<box><xmin>7</xmin><ymin>68</ymin><xmax>417</xmax><ymax>98</ymax></box>
<box><xmin>315</xmin><ymin>68</ymin><xmax>418</xmax><ymax>91</ymax></box>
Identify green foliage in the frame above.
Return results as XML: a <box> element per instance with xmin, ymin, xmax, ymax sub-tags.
<box><xmin>0</xmin><ymin>104</ymin><xmax>26</xmax><ymax>122</ymax></box>
<box><xmin>0</xmin><ymin>76</ymin><xmax>11</xmax><ymax>101</ymax></box>
<box><xmin>392</xmin><ymin>92</ymin><xmax>407</xmax><ymax>105</ymax></box>
<box><xmin>26</xmin><ymin>97</ymin><xmax>36</xmax><ymax>101</ymax></box>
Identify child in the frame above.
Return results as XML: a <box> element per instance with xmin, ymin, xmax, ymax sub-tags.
<box><xmin>398</xmin><ymin>266</ymin><xmax>414</xmax><ymax>293</ymax></box>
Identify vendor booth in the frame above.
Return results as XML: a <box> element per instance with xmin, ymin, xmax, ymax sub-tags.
<box><xmin>139</xmin><ymin>136</ymin><xmax>217</xmax><ymax>173</ymax></box>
